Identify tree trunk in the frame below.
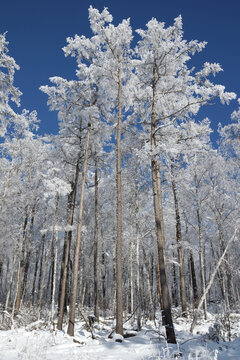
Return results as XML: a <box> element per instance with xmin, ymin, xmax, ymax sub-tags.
<box><xmin>135</xmin><ymin>169</ymin><xmax>142</xmax><ymax>330</ymax></box>
<box><xmin>150</xmin><ymin>62</ymin><xmax>176</xmax><ymax>344</ymax></box>
<box><xmin>196</xmin><ymin>206</ymin><xmax>207</xmax><ymax>319</ymax></box>
<box><xmin>129</xmin><ymin>239</ymin><xmax>134</xmax><ymax>318</ymax></box>
<box><xmin>116</xmin><ymin>65</ymin><xmax>123</xmax><ymax>336</ymax></box>
<box><xmin>141</xmin><ymin>241</ymin><xmax>155</xmax><ymax>321</ymax></box>
<box><xmin>94</xmin><ymin>163</ymin><xmax>99</xmax><ymax>321</ymax></box>
<box><xmin>0</xmin><ymin>255</ymin><xmax>3</xmax><ymax>298</ymax></box>
<box><xmin>37</xmin><ymin>235</ymin><xmax>45</xmax><ymax>304</ymax></box>
<box><xmin>38</xmin><ymin>195</ymin><xmax>59</xmax><ymax>312</ymax></box>
<box><xmin>5</xmin><ymin>252</ymin><xmax>17</xmax><ymax>311</ymax></box>
<box><xmin>172</xmin><ymin>261</ymin><xmax>178</xmax><ymax>308</ymax></box>
<box><xmin>184</xmin><ymin>213</ymin><xmax>198</xmax><ymax>309</ymax></box>
<box><xmin>22</xmin><ymin>204</ymin><xmax>36</xmax><ymax>302</ymax></box>
<box><xmin>140</xmin><ymin>265</ymin><xmax>146</xmax><ymax>314</ymax></box>
<box><xmin>216</xmin><ymin>216</ymin><xmax>235</xmax><ymax>308</ymax></box>
<box><xmin>67</xmin><ymin>123</ymin><xmax>91</xmax><ymax>336</ymax></box>
<box><xmin>194</xmin><ymin>162</ymin><xmax>207</xmax><ymax>319</ymax></box>
<box><xmin>14</xmin><ymin>210</ymin><xmax>29</xmax><ymax>315</ymax></box>
<box><xmin>101</xmin><ymin>228</ymin><xmax>107</xmax><ymax>317</ymax></box>
<box><xmin>51</xmin><ymin>229</ymin><xmax>59</xmax><ymax>330</ymax></box>
<box><xmin>31</xmin><ymin>251</ymin><xmax>39</xmax><ymax>306</ymax></box>
<box><xmin>170</xmin><ymin>161</ymin><xmax>187</xmax><ymax>314</ymax></box>
<box><xmin>189</xmin><ymin>251</ymin><xmax>199</xmax><ymax>309</ymax></box>
<box><xmin>57</xmin><ymin>158</ymin><xmax>80</xmax><ymax>330</ymax></box>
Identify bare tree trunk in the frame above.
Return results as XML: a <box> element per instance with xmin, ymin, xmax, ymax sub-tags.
<box><xmin>141</xmin><ymin>241</ymin><xmax>155</xmax><ymax>321</ymax></box>
<box><xmin>14</xmin><ymin>210</ymin><xmax>29</xmax><ymax>315</ymax></box>
<box><xmin>210</xmin><ymin>239</ymin><xmax>227</xmax><ymax>306</ymax></box>
<box><xmin>112</xmin><ymin>248</ymin><xmax>116</xmax><ymax>320</ymax></box>
<box><xmin>194</xmin><ymin>161</ymin><xmax>207</xmax><ymax>320</ymax></box>
<box><xmin>22</xmin><ymin>204</ymin><xmax>36</xmax><ymax>302</ymax></box>
<box><xmin>31</xmin><ymin>248</ymin><xmax>39</xmax><ymax>305</ymax></box>
<box><xmin>135</xmin><ymin>235</ymin><xmax>142</xmax><ymax>329</ymax></box>
<box><xmin>57</xmin><ymin>158</ymin><xmax>80</xmax><ymax>330</ymax></box>
<box><xmin>155</xmin><ymin>243</ymin><xmax>162</xmax><ymax>309</ymax></box>
<box><xmin>129</xmin><ymin>238</ymin><xmax>134</xmax><ymax>319</ymax></box>
<box><xmin>189</xmin><ymin>251</ymin><xmax>199</xmax><ymax>309</ymax></box>
<box><xmin>67</xmin><ymin>123</ymin><xmax>91</xmax><ymax>336</ymax></box>
<box><xmin>135</xmin><ymin>192</ymin><xmax>142</xmax><ymax>330</ymax></box>
<box><xmin>196</xmin><ymin>206</ymin><xmax>207</xmax><ymax>319</ymax></box>
<box><xmin>216</xmin><ymin>217</ymin><xmax>235</xmax><ymax>308</ymax></box>
<box><xmin>37</xmin><ymin>235</ymin><xmax>45</xmax><ymax>303</ymax></box>
<box><xmin>38</xmin><ymin>195</ymin><xmax>59</xmax><ymax>312</ymax></box>
<box><xmin>172</xmin><ymin>261</ymin><xmax>178</xmax><ymax>308</ymax></box>
<box><xmin>140</xmin><ymin>265</ymin><xmax>146</xmax><ymax>314</ymax></box>
<box><xmin>94</xmin><ymin>162</ymin><xmax>99</xmax><ymax>321</ymax></box>
<box><xmin>150</xmin><ymin>62</ymin><xmax>176</xmax><ymax>344</ymax></box>
<box><xmin>5</xmin><ymin>252</ymin><xmax>17</xmax><ymax>311</ymax></box>
<box><xmin>51</xmin><ymin>229</ymin><xmax>59</xmax><ymax>330</ymax></box>
<box><xmin>101</xmin><ymin>228</ymin><xmax>106</xmax><ymax>317</ymax></box>
<box><xmin>170</xmin><ymin>161</ymin><xmax>187</xmax><ymax>314</ymax></box>
<box><xmin>184</xmin><ymin>213</ymin><xmax>198</xmax><ymax>309</ymax></box>
<box><xmin>116</xmin><ymin>65</ymin><xmax>123</xmax><ymax>336</ymax></box>
<box><xmin>0</xmin><ymin>255</ymin><xmax>3</xmax><ymax>298</ymax></box>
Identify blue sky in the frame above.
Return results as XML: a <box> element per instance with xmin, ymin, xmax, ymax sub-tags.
<box><xmin>1</xmin><ymin>0</ymin><xmax>240</xmax><ymax>142</ymax></box>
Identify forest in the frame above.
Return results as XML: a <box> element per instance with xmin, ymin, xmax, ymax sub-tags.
<box><xmin>0</xmin><ymin>6</ymin><xmax>240</xmax><ymax>360</ymax></box>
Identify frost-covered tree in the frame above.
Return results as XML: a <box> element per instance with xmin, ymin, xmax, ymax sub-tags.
<box><xmin>0</xmin><ymin>33</ymin><xmax>22</xmax><ymax>137</ymax></box>
<box><xmin>132</xmin><ymin>15</ymin><xmax>235</xmax><ymax>343</ymax></box>
<box><xmin>219</xmin><ymin>98</ymin><xmax>240</xmax><ymax>172</ymax></box>
<box><xmin>2</xmin><ymin>7</ymin><xmax>240</xmax><ymax>349</ymax></box>
<box><xmin>43</xmin><ymin>6</ymin><xmax>134</xmax><ymax>336</ymax></box>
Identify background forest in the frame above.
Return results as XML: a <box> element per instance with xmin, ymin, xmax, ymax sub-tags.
<box><xmin>0</xmin><ymin>4</ymin><xmax>240</xmax><ymax>359</ymax></box>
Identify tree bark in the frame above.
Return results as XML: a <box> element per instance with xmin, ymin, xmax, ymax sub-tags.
<box><xmin>141</xmin><ymin>241</ymin><xmax>155</xmax><ymax>321</ymax></box>
<box><xmin>67</xmin><ymin>123</ymin><xmax>91</xmax><ymax>336</ymax></box>
<box><xmin>116</xmin><ymin>65</ymin><xmax>123</xmax><ymax>336</ymax></box>
<box><xmin>101</xmin><ymin>228</ymin><xmax>106</xmax><ymax>317</ymax></box>
<box><xmin>94</xmin><ymin>162</ymin><xmax>99</xmax><ymax>321</ymax></box>
<box><xmin>14</xmin><ymin>209</ymin><xmax>29</xmax><ymax>315</ymax></box>
<box><xmin>135</xmin><ymin>182</ymin><xmax>142</xmax><ymax>330</ymax></box>
<box><xmin>196</xmin><ymin>206</ymin><xmax>207</xmax><ymax>319</ymax></box>
<box><xmin>37</xmin><ymin>235</ymin><xmax>45</xmax><ymax>304</ymax></box>
<box><xmin>170</xmin><ymin>161</ymin><xmax>187</xmax><ymax>314</ymax></box>
<box><xmin>38</xmin><ymin>195</ymin><xmax>59</xmax><ymax>312</ymax></box>
<box><xmin>5</xmin><ymin>251</ymin><xmax>17</xmax><ymax>311</ymax></box>
<box><xmin>150</xmin><ymin>62</ymin><xmax>176</xmax><ymax>344</ymax></box>
<box><xmin>51</xmin><ymin>228</ymin><xmax>59</xmax><ymax>330</ymax></box>
<box><xmin>215</xmin><ymin>213</ymin><xmax>235</xmax><ymax>308</ymax></box>
<box><xmin>31</xmin><ymin>248</ymin><xmax>39</xmax><ymax>305</ymax></box>
<box><xmin>172</xmin><ymin>261</ymin><xmax>178</xmax><ymax>308</ymax></box>
<box><xmin>189</xmin><ymin>251</ymin><xmax>199</xmax><ymax>309</ymax></box>
<box><xmin>57</xmin><ymin>158</ymin><xmax>80</xmax><ymax>330</ymax></box>
<box><xmin>22</xmin><ymin>203</ymin><xmax>36</xmax><ymax>302</ymax></box>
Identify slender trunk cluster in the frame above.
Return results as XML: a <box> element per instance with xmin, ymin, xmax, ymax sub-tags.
<box><xmin>67</xmin><ymin>123</ymin><xmax>91</xmax><ymax>336</ymax></box>
<box><xmin>57</xmin><ymin>158</ymin><xmax>80</xmax><ymax>330</ymax></box>
<box><xmin>170</xmin><ymin>161</ymin><xmax>187</xmax><ymax>315</ymax></box>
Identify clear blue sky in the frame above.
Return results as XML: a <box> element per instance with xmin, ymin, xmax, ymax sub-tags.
<box><xmin>1</xmin><ymin>0</ymin><xmax>240</xmax><ymax>141</ymax></box>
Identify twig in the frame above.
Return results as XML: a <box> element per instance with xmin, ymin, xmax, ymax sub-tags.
<box><xmin>108</xmin><ymin>305</ymin><xmax>139</xmax><ymax>338</ymax></box>
<box><xmin>77</xmin><ymin>306</ymin><xmax>96</xmax><ymax>339</ymax></box>
<box><xmin>190</xmin><ymin>225</ymin><xmax>240</xmax><ymax>333</ymax></box>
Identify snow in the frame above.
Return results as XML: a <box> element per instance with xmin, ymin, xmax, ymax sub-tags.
<box><xmin>1</xmin><ymin>313</ymin><xmax>240</xmax><ymax>359</ymax></box>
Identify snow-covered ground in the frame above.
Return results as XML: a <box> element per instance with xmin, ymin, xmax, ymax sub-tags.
<box><xmin>1</xmin><ymin>311</ymin><xmax>240</xmax><ymax>359</ymax></box>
